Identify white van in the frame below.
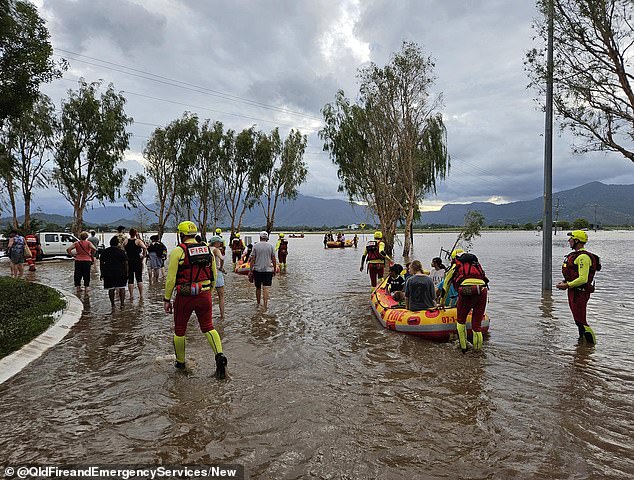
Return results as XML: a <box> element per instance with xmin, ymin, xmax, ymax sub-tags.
<box><xmin>37</xmin><ymin>232</ymin><xmax>79</xmax><ymax>257</ymax></box>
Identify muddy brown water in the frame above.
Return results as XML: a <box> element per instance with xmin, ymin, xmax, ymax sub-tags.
<box><xmin>1</xmin><ymin>231</ymin><xmax>633</xmax><ymax>479</ymax></box>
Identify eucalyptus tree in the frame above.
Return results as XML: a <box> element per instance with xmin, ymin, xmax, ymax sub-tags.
<box><xmin>1</xmin><ymin>94</ymin><xmax>56</xmax><ymax>230</ymax></box>
<box><xmin>191</xmin><ymin>119</ymin><xmax>226</xmax><ymax>239</ymax></box>
<box><xmin>358</xmin><ymin>42</ymin><xmax>450</xmax><ymax>257</ymax></box>
<box><xmin>321</xmin><ymin>91</ymin><xmax>404</xmax><ymax>251</ymax></box>
<box><xmin>219</xmin><ymin>126</ymin><xmax>264</xmax><ymax>233</ymax></box>
<box><xmin>321</xmin><ymin>43</ymin><xmax>449</xmax><ymax>254</ymax></box>
<box><xmin>257</xmin><ymin>127</ymin><xmax>308</xmax><ymax>233</ymax></box>
<box><xmin>125</xmin><ymin>112</ymin><xmax>199</xmax><ymax>239</ymax></box>
<box><xmin>53</xmin><ymin>80</ymin><xmax>132</xmax><ymax>235</ymax></box>
<box><xmin>0</xmin><ymin>0</ymin><xmax>64</xmax><ymax>123</ymax></box>
<box><xmin>527</xmin><ymin>0</ymin><xmax>634</xmax><ymax>163</ymax></box>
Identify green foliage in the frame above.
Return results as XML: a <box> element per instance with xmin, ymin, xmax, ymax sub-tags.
<box><xmin>1</xmin><ymin>93</ymin><xmax>56</xmax><ymax>230</ymax></box>
<box><xmin>258</xmin><ymin>127</ymin><xmax>308</xmax><ymax>232</ymax></box>
<box><xmin>53</xmin><ymin>80</ymin><xmax>132</xmax><ymax>234</ymax></box>
<box><xmin>126</xmin><ymin>113</ymin><xmax>197</xmax><ymax>239</ymax></box>
<box><xmin>1</xmin><ymin>218</ymin><xmax>42</xmax><ymax>236</ymax></box>
<box><xmin>557</xmin><ymin>220</ymin><xmax>571</xmax><ymax>230</ymax></box>
<box><xmin>191</xmin><ymin>119</ymin><xmax>226</xmax><ymax>238</ymax></box>
<box><xmin>0</xmin><ymin>0</ymin><xmax>65</xmax><ymax>122</ymax></box>
<box><xmin>573</xmin><ymin>217</ymin><xmax>590</xmax><ymax>229</ymax></box>
<box><xmin>0</xmin><ymin>277</ymin><xmax>66</xmax><ymax>358</ymax></box>
<box><xmin>219</xmin><ymin>126</ymin><xmax>263</xmax><ymax>231</ymax></box>
<box><xmin>527</xmin><ymin>0</ymin><xmax>634</xmax><ymax>163</ymax></box>
<box><xmin>524</xmin><ymin>222</ymin><xmax>535</xmax><ymax>230</ymax></box>
<box><xmin>445</xmin><ymin>210</ymin><xmax>485</xmax><ymax>257</ymax></box>
<box><xmin>321</xmin><ymin>42</ymin><xmax>449</xmax><ymax>255</ymax></box>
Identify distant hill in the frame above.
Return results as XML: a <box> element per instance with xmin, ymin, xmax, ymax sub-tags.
<box><xmin>420</xmin><ymin>182</ymin><xmax>634</xmax><ymax>226</ymax></box>
<box><xmin>3</xmin><ymin>182</ymin><xmax>633</xmax><ymax>229</ymax></box>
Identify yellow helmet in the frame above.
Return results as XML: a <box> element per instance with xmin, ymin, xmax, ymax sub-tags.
<box><xmin>567</xmin><ymin>230</ymin><xmax>588</xmax><ymax>243</ymax></box>
<box><xmin>279</xmin><ymin>233</ymin><xmax>285</xmax><ymax>238</ymax></box>
<box><xmin>451</xmin><ymin>248</ymin><xmax>465</xmax><ymax>259</ymax></box>
<box><xmin>178</xmin><ymin>221</ymin><xmax>198</xmax><ymax>236</ymax></box>
<box><xmin>374</xmin><ymin>231</ymin><xmax>382</xmax><ymax>240</ymax></box>
<box><xmin>215</xmin><ymin>227</ymin><xmax>222</xmax><ymax>234</ymax></box>
<box><xmin>236</xmin><ymin>232</ymin><xmax>240</xmax><ymax>238</ymax></box>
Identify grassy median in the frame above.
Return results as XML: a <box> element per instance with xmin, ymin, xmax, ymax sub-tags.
<box><xmin>0</xmin><ymin>277</ymin><xmax>66</xmax><ymax>358</ymax></box>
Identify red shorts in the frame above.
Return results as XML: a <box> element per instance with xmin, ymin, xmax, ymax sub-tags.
<box><xmin>173</xmin><ymin>290</ymin><xmax>213</xmax><ymax>336</ymax></box>
<box><xmin>278</xmin><ymin>252</ymin><xmax>288</xmax><ymax>263</ymax></box>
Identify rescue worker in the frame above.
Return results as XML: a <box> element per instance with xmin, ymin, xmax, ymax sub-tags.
<box><xmin>442</xmin><ymin>249</ymin><xmax>489</xmax><ymax>353</ymax></box>
<box><xmin>275</xmin><ymin>233</ymin><xmax>289</xmax><ymax>271</ymax></box>
<box><xmin>25</xmin><ymin>234</ymin><xmax>40</xmax><ymax>272</ymax></box>
<box><xmin>360</xmin><ymin>231</ymin><xmax>392</xmax><ymax>287</ymax></box>
<box><xmin>163</xmin><ymin>221</ymin><xmax>228</xmax><ymax>378</ymax></box>
<box><xmin>353</xmin><ymin>234</ymin><xmax>359</xmax><ymax>248</ymax></box>
<box><xmin>556</xmin><ymin>230</ymin><xmax>601</xmax><ymax>344</ymax></box>
<box><xmin>230</xmin><ymin>232</ymin><xmax>245</xmax><ymax>265</ymax></box>
<box><xmin>242</xmin><ymin>243</ymin><xmax>254</xmax><ymax>263</ymax></box>
<box><xmin>215</xmin><ymin>227</ymin><xmax>226</xmax><ymax>256</ymax></box>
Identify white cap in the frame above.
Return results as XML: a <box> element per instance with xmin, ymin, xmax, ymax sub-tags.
<box><xmin>259</xmin><ymin>231</ymin><xmax>269</xmax><ymax>239</ymax></box>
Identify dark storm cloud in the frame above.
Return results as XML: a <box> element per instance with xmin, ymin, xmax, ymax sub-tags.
<box><xmin>43</xmin><ymin>0</ymin><xmax>166</xmax><ymax>53</ymax></box>
<box><xmin>32</xmin><ymin>0</ymin><xmax>634</xmax><ymax>210</ymax></box>
<box><xmin>246</xmin><ymin>73</ymin><xmax>341</xmax><ymax>114</ymax></box>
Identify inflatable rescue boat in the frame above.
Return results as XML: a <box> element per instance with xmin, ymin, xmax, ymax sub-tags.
<box><xmin>371</xmin><ymin>277</ymin><xmax>490</xmax><ymax>340</ymax></box>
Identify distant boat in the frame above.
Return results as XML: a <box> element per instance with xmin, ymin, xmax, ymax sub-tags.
<box><xmin>289</xmin><ymin>233</ymin><xmax>305</xmax><ymax>238</ymax></box>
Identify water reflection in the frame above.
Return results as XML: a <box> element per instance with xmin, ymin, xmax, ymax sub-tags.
<box><xmin>0</xmin><ymin>231</ymin><xmax>632</xmax><ymax>478</ymax></box>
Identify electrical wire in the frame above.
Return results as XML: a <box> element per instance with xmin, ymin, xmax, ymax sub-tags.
<box><xmin>54</xmin><ymin>48</ymin><xmax>323</xmax><ymax>122</ymax></box>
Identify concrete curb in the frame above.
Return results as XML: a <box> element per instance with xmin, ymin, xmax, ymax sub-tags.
<box><xmin>0</xmin><ymin>286</ymin><xmax>83</xmax><ymax>385</ymax></box>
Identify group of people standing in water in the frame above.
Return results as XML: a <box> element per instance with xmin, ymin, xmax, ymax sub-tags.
<box><xmin>66</xmin><ymin>226</ymin><xmax>168</xmax><ymax>305</ymax></box>
<box><xmin>361</xmin><ymin>229</ymin><xmax>601</xmax><ymax>352</ymax></box>
<box><xmin>58</xmin><ymin>223</ymin><xmax>600</xmax><ymax>378</ymax></box>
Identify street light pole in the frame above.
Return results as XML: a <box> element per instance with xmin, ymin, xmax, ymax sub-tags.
<box><xmin>542</xmin><ymin>0</ymin><xmax>554</xmax><ymax>292</ymax></box>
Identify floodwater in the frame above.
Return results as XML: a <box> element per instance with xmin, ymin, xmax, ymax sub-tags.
<box><xmin>1</xmin><ymin>231</ymin><xmax>633</xmax><ymax>479</ymax></box>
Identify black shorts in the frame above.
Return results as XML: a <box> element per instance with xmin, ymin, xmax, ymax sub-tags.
<box><xmin>128</xmin><ymin>262</ymin><xmax>143</xmax><ymax>284</ymax></box>
<box><xmin>253</xmin><ymin>270</ymin><xmax>273</xmax><ymax>288</ymax></box>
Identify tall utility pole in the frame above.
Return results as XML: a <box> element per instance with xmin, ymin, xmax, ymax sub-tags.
<box><xmin>542</xmin><ymin>0</ymin><xmax>554</xmax><ymax>292</ymax></box>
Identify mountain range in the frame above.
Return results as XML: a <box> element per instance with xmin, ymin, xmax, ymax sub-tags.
<box><xmin>3</xmin><ymin>182</ymin><xmax>633</xmax><ymax>228</ymax></box>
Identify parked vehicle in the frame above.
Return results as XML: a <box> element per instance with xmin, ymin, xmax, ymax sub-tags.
<box><xmin>37</xmin><ymin>232</ymin><xmax>79</xmax><ymax>257</ymax></box>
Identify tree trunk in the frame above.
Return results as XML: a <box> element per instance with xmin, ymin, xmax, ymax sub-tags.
<box><xmin>73</xmin><ymin>202</ymin><xmax>84</xmax><ymax>236</ymax></box>
<box><xmin>402</xmin><ymin>202</ymin><xmax>415</xmax><ymax>258</ymax></box>
<box><xmin>7</xmin><ymin>179</ymin><xmax>18</xmax><ymax>229</ymax></box>
<box><xmin>23</xmin><ymin>192</ymin><xmax>31</xmax><ymax>232</ymax></box>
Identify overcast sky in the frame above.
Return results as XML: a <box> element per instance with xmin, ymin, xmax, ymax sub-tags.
<box><xmin>30</xmin><ymin>0</ymin><xmax>634</xmax><ymax>213</ymax></box>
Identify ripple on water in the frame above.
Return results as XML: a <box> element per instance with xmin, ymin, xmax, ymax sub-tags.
<box><xmin>0</xmin><ymin>231</ymin><xmax>633</xmax><ymax>478</ymax></box>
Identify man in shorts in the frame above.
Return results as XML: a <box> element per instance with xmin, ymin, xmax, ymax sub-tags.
<box><xmin>250</xmin><ymin>231</ymin><xmax>277</xmax><ymax>310</ymax></box>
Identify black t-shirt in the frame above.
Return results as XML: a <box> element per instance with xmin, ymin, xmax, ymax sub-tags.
<box><xmin>100</xmin><ymin>246</ymin><xmax>128</xmax><ymax>281</ymax></box>
<box><xmin>147</xmin><ymin>241</ymin><xmax>167</xmax><ymax>258</ymax></box>
<box><xmin>387</xmin><ymin>275</ymin><xmax>405</xmax><ymax>293</ymax></box>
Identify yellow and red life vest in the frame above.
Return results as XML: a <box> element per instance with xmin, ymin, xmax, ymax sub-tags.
<box><xmin>562</xmin><ymin>250</ymin><xmax>601</xmax><ymax>286</ymax></box>
<box><xmin>452</xmin><ymin>253</ymin><xmax>489</xmax><ymax>287</ymax></box>
<box><xmin>175</xmin><ymin>242</ymin><xmax>214</xmax><ymax>285</ymax></box>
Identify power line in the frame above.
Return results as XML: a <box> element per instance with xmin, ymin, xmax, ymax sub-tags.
<box><xmin>54</xmin><ymin>48</ymin><xmax>323</xmax><ymax>122</ymax></box>
<box><xmin>56</xmin><ymin>77</ymin><xmax>320</xmax><ymax>131</ymax></box>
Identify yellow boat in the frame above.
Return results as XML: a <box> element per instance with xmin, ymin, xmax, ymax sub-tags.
<box><xmin>326</xmin><ymin>239</ymin><xmax>353</xmax><ymax>248</ymax></box>
<box><xmin>234</xmin><ymin>261</ymin><xmax>250</xmax><ymax>275</ymax></box>
<box><xmin>371</xmin><ymin>277</ymin><xmax>490</xmax><ymax>340</ymax></box>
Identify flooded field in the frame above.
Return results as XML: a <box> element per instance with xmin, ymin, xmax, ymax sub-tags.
<box><xmin>1</xmin><ymin>231</ymin><xmax>633</xmax><ymax>479</ymax></box>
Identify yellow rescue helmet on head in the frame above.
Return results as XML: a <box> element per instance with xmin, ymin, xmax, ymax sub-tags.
<box><xmin>374</xmin><ymin>231</ymin><xmax>383</xmax><ymax>240</ymax></box>
<box><xmin>567</xmin><ymin>230</ymin><xmax>588</xmax><ymax>243</ymax></box>
<box><xmin>279</xmin><ymin>233</ymin><xmax>285</xmax><ymax>238</ymax></box>
<box><xmin>236</xmin><ymin>232</ymin><xmax>240</xmax><ymax>238</ymax></box>
<box><xmin>178</xmin><ymin>221</ymin><xmax>198</xmax><ymax>236</ymax></box>
<box><xmin>215</xmin><ymin>227</ymin><xmax>222</xmax><ymax>234</ymax></box>
<box><xmin>451</xmin><ymin>248</ymin><xmax>465</xmax><ymax>259</ymax></box>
